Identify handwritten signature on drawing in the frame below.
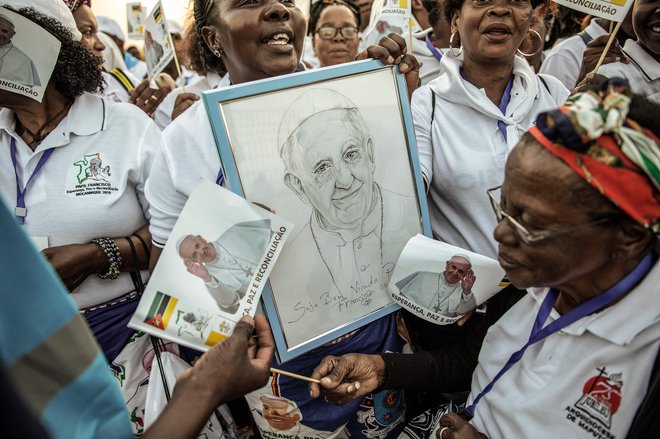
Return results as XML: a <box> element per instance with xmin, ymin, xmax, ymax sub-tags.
<box><xmin>287</xmin><ymin>278</ymin><xmax>378</xmax><ymax>324</ymax></box>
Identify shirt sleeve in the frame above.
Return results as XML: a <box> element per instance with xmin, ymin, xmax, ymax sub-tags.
<box><xmin>411</xmin><ymin>86</ymin><xmax>435</xmax><ymax>188</ymax></box>
<box><xmin>134</xmin><ymin>119</ymin><xmax>164</xmax><ymax>222</ymax></box>
<box><xmin>539</xmin><ymin>49</ymin><xmax>582</xmax><ymax>90</ymax></box>
<box><xmin>145</xmin><ymin>104</ymin><xmax>222</xmax><ymax>247</ymax></box>
<box><xmin>381</xmin><ymin>285</ymin><xmax>527</xmax><ymax>393</ymax></box>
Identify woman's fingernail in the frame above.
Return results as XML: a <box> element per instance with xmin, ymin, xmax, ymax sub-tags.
<box><xmin>387</xmin><ymin>56</ymin><xmax>394</xmax><ymax>64</ymax></box>
<box><xmin>400</xmin><ymin>63</ymin><xmax>409</xmax><ymax>71</ymax></box>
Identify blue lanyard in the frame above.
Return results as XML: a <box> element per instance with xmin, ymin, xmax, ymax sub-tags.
<box><xmin>10</xmin><ymin>137</ymin><xmax>55</xmax><ymax>224</ymax></box>
<box><xmin>497</xmin><ymin>75</ymin><xmax>514</xmax><ymax>142</ymax></box>
<box><xmin>425</xmin><ymin>34</ymin><xmax>443</xmax><ymax>61</ymax></box>
<box><xmin>215</xmin><ymin>168</ymin><xmax>224</xmax><ymax>186</ymax></box>
<box><xmin>467</xmin><ymin>252</ymin><xmax>655</xmax><ymax>416</ymax></box>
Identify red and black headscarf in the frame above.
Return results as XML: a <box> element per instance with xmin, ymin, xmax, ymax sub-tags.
<box><xmin>529</xmin><ymin>79</ymin><xmax>660</xmax><ymax>233</ymax></box>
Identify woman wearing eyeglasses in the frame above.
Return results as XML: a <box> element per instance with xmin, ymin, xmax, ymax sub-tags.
<box><xmin>309</xmin><ymin>0</ymin><xmax>361</xmax><ymax>67</ymax></box>
<box><xmin>311</xmin><ymin>80</ymin><xmax>660</xmax><ymax>439</ymax></box>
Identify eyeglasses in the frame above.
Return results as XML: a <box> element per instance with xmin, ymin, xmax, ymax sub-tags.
<box><xmin>486</xmin><ymin>186</ymin><xmax>615</xmax><ymax>245</ymax></box>
<box><xmin>315</xmin><ymin>26</ymin><xmax>359</xmax><ymax>40</ymax></box>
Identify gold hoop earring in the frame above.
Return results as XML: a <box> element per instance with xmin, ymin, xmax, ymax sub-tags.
<box><xmin>517</xmin><ymin>29</ymin><xmax>543</xmax><ymax>58</ymax></box>
<box><xmin>449</xmin><ymin>32</ymin><xmax>463</xmax><ymax>57</ymax></box>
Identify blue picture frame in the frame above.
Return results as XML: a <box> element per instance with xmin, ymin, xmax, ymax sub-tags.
<box><xmin>203</xmin><ymin>59</ymin><xmax>431</xmax><ymax>363</ymax></box>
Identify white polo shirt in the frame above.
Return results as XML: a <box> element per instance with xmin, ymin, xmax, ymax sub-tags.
<box><xmin>101</xmin><ymin>68</ymin><xmax>140</xmax><ymax>103</ymax></box>
<box><xmin>540</xmin><ymin>20</ymin><xmax>608</xmax><ymax>89</ymax></box>
<box><xmin>0</xmin><ymin>94</ymin><xmax>163</xmax><ymax>308</ymax></box>
<box><xmin>146</xmin><ymin>74</ymin><xmax>232</xmax><ymax>247</ymax></box>
<box><xmin>599</xmin><ymin>39</ymin><xmax>660</xmax><ymax>104</ymax></box>
<box><xmin>469</xmin><ymin>260</ymin><xmax>660</xmax><ymax>439</ymax></box>
<box><xmin>412</xmin><ymin>28</ymin><xmax>446</xmax><ymax>86</ymax></box>
<box><xmin>153</xmin><ymin>72</ymin><xmax>224</xmax><ymax>130</ymax></box>
<box><xmin>412</xmin><ymin>55</ymin><xmax>569</xmax><ymax>258</ymax></box>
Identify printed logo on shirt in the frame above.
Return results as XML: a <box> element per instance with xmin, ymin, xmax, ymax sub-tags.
<box><xmin>66</xmin><ymin>153</ymin><xmax>119</xmax><ymax>197</ymax></box>
<box><xmin>564</xmin><ymin>366</ymin><xmax>622</xmax><ymax>439</ymax></box>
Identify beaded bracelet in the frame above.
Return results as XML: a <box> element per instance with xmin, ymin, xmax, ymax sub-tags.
<box><xmin>92</xmin><ymin>237</ymin><xmax>122</xmax><ymax>279</ymax></box>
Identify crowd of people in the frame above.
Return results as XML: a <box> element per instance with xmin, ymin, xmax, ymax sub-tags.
<box><xmin>0</xmin><ymin>0</ymin><xmax>658</xmax><ymax>438</ymax></box>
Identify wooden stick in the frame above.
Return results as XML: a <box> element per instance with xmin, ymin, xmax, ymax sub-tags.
<box><xmin>270</xmin><ymin>367</ymin><xmax>321</xmax><ymax>384</ymax></box>
<box><xmin>169</xmin><ymin>34</ymin><xmax>187</xmax><ymax>93</ymax></box>
<box><xmin>591</xmin><ymin>20</ymin><xmax>623</xmax><ymax>75</ymax></box>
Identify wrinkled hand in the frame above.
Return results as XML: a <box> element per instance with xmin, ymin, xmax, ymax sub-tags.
<box><xmin>461</xmin><ymin>268</ymin><xmax>476</xmax><ymax>293</ymax></box>
<box><xmin>184</xmin><ymin>259</ymin><xmax>211</xmax><ymax>282</ymax></box>
<box><xmin>437</xmin><ymin>413</ymin><xmax>487</xmax><ymax>439</ymax></box>
<box><xmin>129</xmin><ymin>73</ymin><xmax>176</xmax><ymax>116</ymax></box>
<box><xmin>310</xmin><ymin>354</ymin><xmax>386</xmax><ymax>405</ymax></box>
<box><xmin>575</xmin><ymin>34</ymin><xmax>628</xmax><ymax>87</ymax></box>
<box><xmin>356</xmin><ymin>33</ymin><xmax>421</xmax><ymax>100</ymax></box>
<box><xmin>176</xmin><ymin>315</ymin><xmax>274</xmax><ymax>407</ymax></box>
<box><xmin>171</xmin><ymin>92</ymin><xmax>200</xmax><ymax>121</ymax></box>
<box><xmin>42</xmin><ymin>243</ymin><xmax>103</xmax><ymax>291</ymax></box>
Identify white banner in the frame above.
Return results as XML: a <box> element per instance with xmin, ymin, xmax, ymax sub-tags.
<box><xmin>552</xmin><ymin>0</ymin><xmax>634</xmax><ymax>22</ymax></box>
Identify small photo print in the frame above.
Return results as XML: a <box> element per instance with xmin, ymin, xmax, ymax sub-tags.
<box><xmin>0</xmin><ymin>7</ymin><xmax>61</xmax><ymax>102</ymax></box>
<box><xmin>129</xmin><ymin>179</ymin><xmax>293</xmax><ymax>352</ymax></box>
<box><xmin>390</xmin><ymin>235</ymin><xmax>507</xmax><ymax>325</ymax></box>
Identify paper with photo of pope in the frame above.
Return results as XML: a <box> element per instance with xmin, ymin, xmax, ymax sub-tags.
<box><xmin>143</xmin><ymin>1</ymin><xmax>174</xmax><ymax>83</ymax></box>
<box><xmin>129</xmin><ymin>179</ymin><xmax>293</xmax><ymax>352</ymax></box>
<box><xmin>390</xmin><ymin>235</ymin><xmax>507</xmax><ymax>325</ymax></box>
<box><xmin>0</xmin><ymin>7</ymin><xmax>60</xmax><ymax>102</ymax></box>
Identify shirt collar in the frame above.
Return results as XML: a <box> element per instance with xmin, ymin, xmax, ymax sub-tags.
<box><xmin>311</xmin><ymin>183</ymin><xmax>382</xmax><ymax>247</ymax></box>
<box><xmin>0</xmin><ymin>94</ymin><xmax>106</xmax><ymax>153</ymax></box>
<box><xmin>0</xmin><ymin>42</ymin><xmax>13</xmax><ymax>52</ymax></box>
<box><xmin>622</xmin><ymin>39</ymin><xmax>660</xmax><ymax>81</ymax></box>
<box><xmin>528</xmin><ymin>258</ymin><xmax>660</xmax><ymax>345</ymax></box>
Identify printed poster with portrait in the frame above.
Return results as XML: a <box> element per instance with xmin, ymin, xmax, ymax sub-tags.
<box><xmin>390</xmin><ymin>235</ymin><xmax>508</xmax><ymax>325</ymax></box>
<box><xmin>143</xmin><ymin>1</ymin><xmax>174</xmax><ymax>82</ymax></box>
<box><xmin>362</xmin><ymin>0</ymin><xmax>415</xmax><ymax>49</ymax></box>
<box><xmin>128</xmin><ymin>179</ymin><xmax>293</xmax><ymax>352</ymax></box>
<box><xmin>126</xmin><ymin>2</ymin><xmax>144</xmax><ymax>40</ymax></box>
<box><xmin>0</xmin><ymin>7</ymin><xmax>60</xmax><ymax>102</ymax></box>
<box><xmin>551</xmin><ymin>0</ymin><xmax>634</xmax><ymax>22</ymax></box>
<box><xmin>203</xmin><ymin>60</ymin><xmax>431</xmax><ymax>362</ymax></box>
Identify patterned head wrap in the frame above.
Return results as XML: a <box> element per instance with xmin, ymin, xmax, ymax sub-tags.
<box><xmin>62</xmin><ymin>0</ymin><xmax>91</xmax><ymax>12</ymax></box>
<box><xmin>529</xmin><ymin>78</ymin><xmax>660</xmax><ymax>233</ymax></box>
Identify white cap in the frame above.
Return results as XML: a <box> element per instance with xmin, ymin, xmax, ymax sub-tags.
<box><xmin>97</xmin><ymin>15</ymin><xmax>124</xmax><ymax>41</ymax></box>
<box><xmin>175</xmin><ymin>234</ymin><xmax>193</xmax><ymax>256</ymax></box>
<box><xmin>450</xmin><ymin>254</ymin><xmax>472</xmax><ymax>265</ymax></box>
<box><xmin>7</xmin><ymin>0</ymin><xmax>82</xmax><ymax>41</ymax></box>
<box><xmin>278</xmin><ymin>88</ymin><xmax>358</xmax><ymax>151</ymax></box>
<box><xmin>0</xmin><ymin>13</ymin><xmax>14</xmax><ymax>26</ymax></box>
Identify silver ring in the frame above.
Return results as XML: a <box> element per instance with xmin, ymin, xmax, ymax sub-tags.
<box><xmin>439</xmin><ymin>426</ymin><xmax>451</xmax><ymax>439</ymax></box>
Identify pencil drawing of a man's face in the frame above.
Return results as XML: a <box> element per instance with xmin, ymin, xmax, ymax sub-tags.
<box><xmin>284</xmin><ymin>108</ymin><xmax>376</xmax><ymax>231</ymax></box>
